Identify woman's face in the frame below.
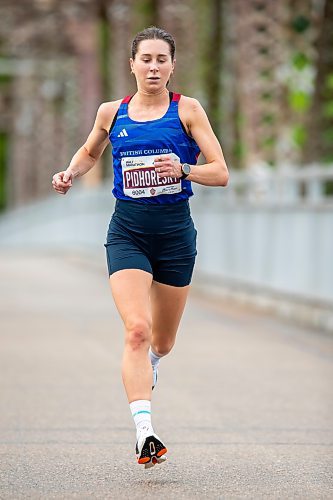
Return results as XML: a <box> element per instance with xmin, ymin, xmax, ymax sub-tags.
<box><xmin>130</xmin><ymin>39</ymin><xmax>175</xmax><ymax>93</ymax></box>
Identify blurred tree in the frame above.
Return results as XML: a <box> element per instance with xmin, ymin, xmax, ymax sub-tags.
<box><xmin>157</xmin><ymin>0</ymin><xmax>199</xmax><ymax>96</ymax></box>
<box><xmin>201</xmin><ymin>0</ymin><xmax>223</xmax><ymax>136</ymax></box>
<box><xmin>1</xmin><ymin>0</ymin><xmax>332</xmax><ymax>210</ymax></box>
<box><xmin>229</xmin><ymin>0</ymin><xmax>283</xmax><ymax>168</ymax></box>
<box><xmin>97</xmin><ymin>0</ymin><xmax>112</xmax><ymax>178</ymax></box>
<box><xmin>0</xmin><ymin>0</ymin><xmax>103</xmax><ymax>206</ymax></box>
<box><xmin>98</xmin><ymin>0</ymin><xmax>112</xmax><ymax>101</ymax></box>
<box><xmin>0</xmin><ymin>130</ymin><xmax>8</xmax><ymax>211</ymax></box>
<box><xmin>132</xmin><ymin>0</ymin><xmax>159</xmax><ymax>32</ymax></box>
<box><xmin>0</xmin><ymin>47</ymin><xmax>13</xmax><ymax>210</ymax></box>
<box><xmin>278</xmin><ymin>0</ymin><xmax>315</xmax><ymax>165</ymax></box>
<box><xmin>109</xmin><ymin>0</ymin><xmax>134</xmax><ymax>97</ymax></box>
<box><xmin>304</xmin><ymin>0</ymin><xmax>333</xmax><ymax>163</ymax></box>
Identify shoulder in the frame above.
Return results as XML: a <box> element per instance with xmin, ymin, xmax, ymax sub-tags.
<box><xmin>96</xmin><ymin>99</ymin><xmax>123</xmax><ymax>131</ymax></box>
<box><xmin>179</xmin><ymin>95</ymin><xmax>204</xmax><ymax>112</ymax></box>
<box><xmin>178</xmin><ymin>95</ymin><xmax>207</xmax><ymax>131</ymax></box>
<box><xmin>178</xmin><ymin>95</ymin><xmax>206</xmax><ymax>120</ymax></box>
<box><xmin>97</xmin><ymin>99</ymin><xmax>122</xmax><ymax>121</ymax></box>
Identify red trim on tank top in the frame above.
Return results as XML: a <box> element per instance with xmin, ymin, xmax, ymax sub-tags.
<box><xmin>122</xmin><ymin>95</ymin><xmax>132</xmax><ymax>104</ymax></box>
<box><xmin>122</xmin><ymin>93</ymin><xmax>180</xmax><ymax>104</ymax></box>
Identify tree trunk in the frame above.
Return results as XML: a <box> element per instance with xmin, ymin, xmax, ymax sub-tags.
<box><xmin>304</xmin><ymin>0</ymin><xmax>333</xmax><ymax>163</ymax></box>
<box><xmin>202</xmin><ymin>0</ymin><xmax>223</xmax><ymax>136</ymax></box>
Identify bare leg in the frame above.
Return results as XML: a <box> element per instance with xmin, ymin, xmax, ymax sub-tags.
<box><xmin>109</xmin><ymin>269</ymin><xmax>153</xmax><ymax>403</ymax></box>
<box><xmin>109</xmin><ymin>272</ymin><xmax>187</xmax><ymax>467</ymax></box>
<box><xmin>150</xmin><ymin>281</ymin><xmax>190</xmax><ymax>357</ymax></box>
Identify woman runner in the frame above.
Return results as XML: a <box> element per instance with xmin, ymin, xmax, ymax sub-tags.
<box><xmin>52</xmin><ymin>26</ymin><xmax>229</xmax><ymax>469</ymax></box>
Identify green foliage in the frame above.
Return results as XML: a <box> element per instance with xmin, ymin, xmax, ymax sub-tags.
<box><xmin>133</xmin><ymin>0</ymin><xmax>158</xmax><ymax>34</ymax></box>
<box><xmin>196</xmin><ymin>0</ymin><xmax>211</xmax><ymax>83</ymax></box>
<box><xmin>98</xmin><ymin>14</ymin><xmax>110</xmax><ymax>99</ymax></box>
<box><xmin>260</xmin><ymin>69</ymin><xmax>272</xmax><ymax>80</ymax></box>
<box><xmin>321</xmin><ymin>71</ymin><xmax>333</xmax><ymax>162</ymax></box>
<box><xmin>322</xmin><ymin>127</ymin><xmax>333</xmax><ymax>164</ymax></box>
<box><xmin>258</xmin><ymin>46</ymin><xmax>269</xmax><ymax>56</ymax></box>
<box><xmin>262</xmin><ymin>114</ymin><xmax>275</xmax><ymax>125</ymax></box>
<box><xmin>261</xmin><ymin>91</ymin><xmax>273</xmax><ymax>101</ymax></box>
<box><xmin>323</xmin><ymin>101</ymin><xmax>333</xmax><ymax>119</ymax></box>
<box><xmin>136</xmin><ymin>0</ymin><xmax>156</xmax><ymax>18</ymax></box>
<box><xmin>0</xmin><ymin>133</ymin><xmax>7</xmax><ymax>210</ymax></box>
<box><xmin>261</xmin><ymin>136</ymin><xmax>275</xmax><ymax>148</ymax></box>
<box><xmin>324</xmin><ymin>180</ymin><xmax>333</xmax><ymax>195</ymax></box>
<box><xmin>233</xmin><ymin>140</ymin><xmax>245</xmax><ymax>167</ymax></box>
<box><xmin>291</xmin><ymin>15</ymin><xmax>310</xmax><ymax>33</ymax></box>
<box><xmin>0</xmin><ymin>73</ymin><xmax>12</xmax><ymax>86</ymax></box>
<box><xmin>292</xmin><ymin>52</ymin><xmax>310</xmax><ymax>70</ymax></box>
<box><xmin>326</xmin><ymin>73</ymin><xmax>333</xmax><ymax>91</ymax></box>
<box><xmin>289</xmin><ymin>91</ymin><xmax>311</xmax><ymax>112</ymax></box>
<box><xmin>292</xmin><ymin>124</ymin><xmax>307</xmax><ymax>148</ymax></box>
<box><xmin>323</xmin><ymin>128</ymin><xmax>333</xmax><ymax>143</ymax></box>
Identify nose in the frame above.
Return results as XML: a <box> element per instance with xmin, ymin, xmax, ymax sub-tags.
<box><xmin>149</xmin><ymin>61</ymin><xmax>159</xmax><ymax>72</ymax></box>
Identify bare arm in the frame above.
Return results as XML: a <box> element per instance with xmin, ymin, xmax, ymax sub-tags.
<box><xmin>52</xmin><ymin>100</ymin><xmax>121</xmax><ymax>194</ymax></box>
<box><xmin>154</xmin><ymin>96</ymin><xmax>229</xmax><ymax>187</ymax></box>
<box><xmin>181</xmin><ymin>97</ymin><xmax>229</xmax><ymax>186</ymax></box>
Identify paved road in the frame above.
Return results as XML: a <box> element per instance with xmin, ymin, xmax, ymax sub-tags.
<box><xmin>0</xmin><ymin>249</ymin><xmax>332</xmax><ymax>499</ymax></box>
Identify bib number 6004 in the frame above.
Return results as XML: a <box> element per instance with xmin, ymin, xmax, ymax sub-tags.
<box><xmin>132</xmin><ymin>189</ymin><xmax>145</xmax><ymax>196</ymax></box>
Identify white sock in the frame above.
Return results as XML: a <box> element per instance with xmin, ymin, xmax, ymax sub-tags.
<box><xmin>149</xmin><ymin>347</ymin><xmax>162</xmax><ymax>369</ymax></box>
<box><xmin>130</xmin><ymin>399</ymin><xmax>154</xmax><ymax>438</ymax></box>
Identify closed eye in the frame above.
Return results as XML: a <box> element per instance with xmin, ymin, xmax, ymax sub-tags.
<box><xmin>141</xmin><ymin>58</ymin><xmax>167</xmax><ymax>63</ymax></box>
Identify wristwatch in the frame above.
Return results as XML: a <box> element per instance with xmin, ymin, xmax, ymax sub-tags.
<box><xmin>181</xmin><ymin>163</ymin><xmax>191</xmax><ymax>179</ymax></box>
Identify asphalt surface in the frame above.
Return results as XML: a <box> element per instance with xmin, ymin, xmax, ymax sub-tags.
<box><xmin>0</xmin><ymin>249</ymin><xmax>332</xmax><ymax>499</ymax></box>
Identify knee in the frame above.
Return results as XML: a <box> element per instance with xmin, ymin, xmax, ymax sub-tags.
<box><xmin>125</xmin><ymin>318</ymin><xmax>152</xmax><ymax>351</ymax></box>
<box><xmin>152</xmin><ymin>341</ymin><xmax>175</xmax><ymax>357</ymax></box>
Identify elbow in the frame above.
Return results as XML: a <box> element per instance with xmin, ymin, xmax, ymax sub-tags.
<box><xmin>221</xmin><ymin>170</ymin><xmax>229</xmax><ymax>187</ymax></box>
<box><xmin>218</xmin><ymin>163</ymin><xmax>229</xmax><ymax>187</ymax></box>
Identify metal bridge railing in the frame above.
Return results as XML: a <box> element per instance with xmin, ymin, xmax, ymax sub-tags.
<box><xmin>191</xmin><ymin>165</ymin><xmax>333</xmax><ymax>316</ymax></box>
<box><xmin>192</xmin><ymin>164</ymin><xmax>333</xmax><ymax>208</ymax></box>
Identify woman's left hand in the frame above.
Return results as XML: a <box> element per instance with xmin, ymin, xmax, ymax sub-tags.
<box><xmin>154</xmin><ymin>155</ymin><xmax>182</xmax><ymax>178</ymax></box>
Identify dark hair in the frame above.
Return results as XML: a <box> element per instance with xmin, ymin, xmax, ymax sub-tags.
<box><xmin>131</xmin><ymin>26</ymin><xmax>176</xmax><ymax>61</ymax></box>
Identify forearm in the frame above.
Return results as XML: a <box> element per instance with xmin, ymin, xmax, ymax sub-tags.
<box><xmin>187</xmin><ymin>161</ymin><xmax>229</xmax><ymax>187</ymax></box>
<box><xmin>67</xmin><ymin>146</ymin><xmax>97</xmax><ymax>178</ymax></box>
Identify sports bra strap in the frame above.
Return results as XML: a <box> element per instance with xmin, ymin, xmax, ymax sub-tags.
<box><xmin>121</xmin><ymin>92</ymin><xmax>180</xmax><ymax>105</ymax></box>
<box><xmin>110</xmin><ymin>91</ymin><xmax>183</xmax><ymax>135</ymax></box>
<box><xmin>121</xmin><ymin>95</ymin><xmax>132</xmax><ymax>104</ymax></box>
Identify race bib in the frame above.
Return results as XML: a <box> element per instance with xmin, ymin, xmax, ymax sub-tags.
<box><xmin>121</xmin><ymin>153</ymin><xmax>182</xmax><ymax>198</ymax></box>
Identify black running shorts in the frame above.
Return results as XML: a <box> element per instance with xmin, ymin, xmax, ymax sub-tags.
<box><xmin>104</xmin><ymin>199</ymin><xmax>197</xmax><ymax>287</ymax></box>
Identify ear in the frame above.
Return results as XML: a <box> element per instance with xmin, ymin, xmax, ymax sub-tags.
<box><xmin>129</xmin><ymin>58</ymin><xmax>134</xmax><ymax>74</ymax></box>
<box><xmin>171</xmin><ymin>58</ymin><xmax>176</xmax><ymax>73</ymax></box>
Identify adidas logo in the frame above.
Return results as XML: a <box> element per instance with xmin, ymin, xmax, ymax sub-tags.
<box><xmin>117</xmin><ymin>128</ymin><xmax>128</xmax><ymax>137</ymax></box>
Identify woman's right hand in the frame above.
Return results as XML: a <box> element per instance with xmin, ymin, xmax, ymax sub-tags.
<box><xmin>52</xmin><ymin>170</ymin><xmax>73</xmax><ymax>195</ymax></box>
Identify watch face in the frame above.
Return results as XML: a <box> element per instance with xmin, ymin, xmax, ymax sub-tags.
<box><xmin>182</xmin><ymin>163</ymin><xmax>191</xmax><ymax>175</ymax></box>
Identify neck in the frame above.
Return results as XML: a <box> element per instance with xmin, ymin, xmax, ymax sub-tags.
<box><xmin>133</xmin><ymin>88</ymin><xmax>169</xmax><ymax>107</ymax></box>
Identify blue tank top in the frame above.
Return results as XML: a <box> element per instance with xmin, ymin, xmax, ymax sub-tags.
<box><xmin>109</xmin><ymin>92</ymin><xmax>200</xmax><ymax>204</ymax></box>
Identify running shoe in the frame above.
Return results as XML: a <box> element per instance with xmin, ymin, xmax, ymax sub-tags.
<box><xmin>135</xmin><ymin>429</ymin><xmax>167</xmax><ymax>469</ymax></box>
<box><xmin>152</xmin><ymin>366</ymin><xmax>158</xmax><ymax>390</ymax></box>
